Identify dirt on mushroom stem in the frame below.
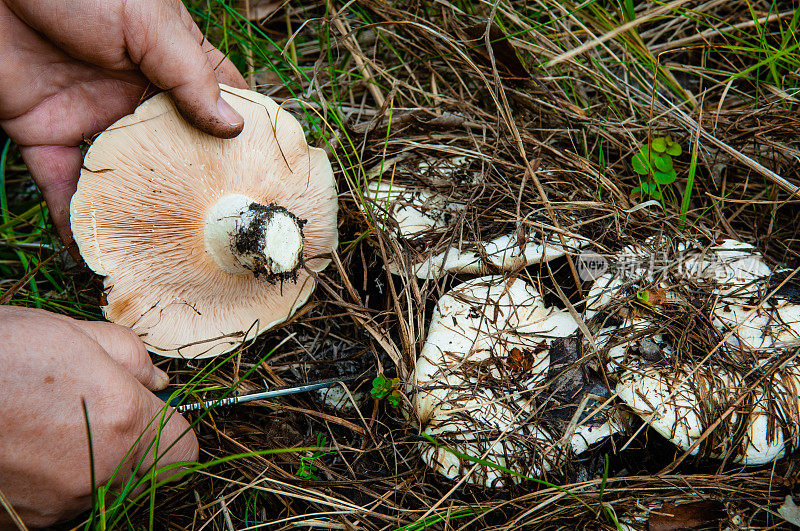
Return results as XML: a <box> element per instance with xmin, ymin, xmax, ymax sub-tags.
<box><xmin>232</xmin><ymin>201</ymin><xmax>308</xmax><ymax>283</ymax></box>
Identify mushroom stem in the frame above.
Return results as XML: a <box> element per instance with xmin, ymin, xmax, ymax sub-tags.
<box><xmin>205</xmin><ymin>194</ymin><xmax>305</xmax><ymax>280</ymax></box>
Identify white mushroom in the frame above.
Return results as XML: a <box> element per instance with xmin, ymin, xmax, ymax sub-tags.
<box><xmin>680</xmin><ymin>239</ymin><xmax>771</xmax><ymax>289</ymax></box>
<box><xmin>584</xmin><ymin>238</ymin><xmax>800</xmax><ymax>355</ymax></box>
<box><xmin>360</xmin><ymin>161</ymin><xmax>584</xmax><ymax>279</ymax></box>
<box><xmin>407</xmin><ymin>232</ymin><xmax>585</xmax><ymax>280</ymax></box>
<box><xmin>617</xmin><ymin>364</ymin><xmax>799</xmax><ymax>464</ymax></box>
<box><xmin>680</xmin><ymin>239</ymin><xmax>800</xmax><ymax>352</ymax></box>
<box><xmin>413</xmin><ymin>275</ymin><xmax>619</xmax><ymax>485</ymax></box>
<box><xmin>713</xmin><ymin>301</ymin><xmax>800</xmax><ymax>352</ymax></box>
<box><xmin>366</xmin><ymin>181</ymin><xmax>463</xmax><ymax>237</ymax></box>
<box><xmin>579</xmin><ymin>237</ymin><xmax>800</xmax><ymax>467</ymax></box>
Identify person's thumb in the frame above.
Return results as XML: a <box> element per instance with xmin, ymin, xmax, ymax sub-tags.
<box><xmin>124</xmin><ymin>1</ymin><xmax>244</xmax><ymax>139</ymax></box>
<box><xmin>18</xmin><ymin>144</ymin><xmax>83</xmax><ymax>255</ymax></box>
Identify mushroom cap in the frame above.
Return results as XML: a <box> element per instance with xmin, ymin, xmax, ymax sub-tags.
<box><xmin>367</xmin><ymin>181</ymin><xmax>462</xmax><ymax>237</ymax></box>
<box><xmin>70</xmin><ymin>85</ymin><xmax>338</xmax><ymax>358</ymax></box>
<box><xmin>682</xmin><ymin>238</ymin><xmax>771</xmax><ymax>293</ymax></box>
<box><xmin>617</xmin><ymin>365</ymin><xmax>791</xmax><ymax>465</ymax></box>
<box><xmin>362</xmin><ymin>179</ymin><xmax>585</xmax><ymax>279</ymax></box>
<box><xmin>414</xmin><ymin>275</ymin><xmax>579</xmax><ymax>424</ymax></box>
<box><xmin>584</xmin><ymin>237</ymin><xmax>800</xmax><ymax>356</ymax></box>
<box><xmin>412</xmin><ymin>275</ymin><xmax>622</xmax><ymax>486</ymax></box>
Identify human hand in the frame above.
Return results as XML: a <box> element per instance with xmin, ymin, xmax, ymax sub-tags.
<box><xmin>0</xmin><ymin>0</ymin><xmax>248</xmax><ymax>248</ymax></box>
<box><xmin>0</xmin><ymin>306</ymin><xmax>199</xmax><ymax>528</ymax></box>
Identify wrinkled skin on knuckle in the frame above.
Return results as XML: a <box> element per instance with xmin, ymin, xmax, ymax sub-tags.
<box><xmin>113</xmin><ymin>326</ymin><xmax>153</xmax><ymax>379</ymax></box>
<box><xmin>120</xmin><ymin>0</ymin><xmax>179</xmax><ymax>70</ymax></box>
<box><xmin>95</xmin><ymin>380</ymin><xmax>146</xmax><ymax>440</ymax></box>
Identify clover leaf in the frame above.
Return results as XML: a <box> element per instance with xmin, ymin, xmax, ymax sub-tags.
<box><xmin>630</xmin><ymin>135</ymin><xmax>683</xmax><ymax>201</ymax></box>
<box><xmin>371</xmin><ymin>373</ymin><xmax>402</xmax><ymax>408</ymax></box>
<box><xmin>651</xmin><ymin>137</ymin><xmax>667</xmax><ymax>153</ymax></box>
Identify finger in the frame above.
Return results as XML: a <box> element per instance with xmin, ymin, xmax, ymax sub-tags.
<box><xmin>74</xmin><ymin>320</ymin><xmax>169</xmax><ymax>391</ymax></box>
<box><xmin>206</xmin><ymin>48</ymin><xmax>249</xmax><ymax>90</ymax></box>
<box><xmin>19</xmin><ymin>144</ymin><xmax>82</xmax><ymax>253</ymax></box>
<box><xmin>128</xmin><ymin>390</ymin><xmax>200</xmax><ymax>486</ymax></box>
<box><xmin>125</xmin><ymin>1</ymin><xmax>244</xmax><ymax>139</ymax></box>
<box><xmin>179</xmin><ymin>3</ymin><xmax>248</xmax><ymax>90</ymax></box>
<box><xmin>199</xmin><ymin>43</ymin><xmax>249</xmax><ymax>90</ymax></box>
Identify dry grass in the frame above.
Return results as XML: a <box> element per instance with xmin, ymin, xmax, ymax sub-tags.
<box><xmin>3</xmin><ymin>0</ymin><xmax>800</xmax><ymax>529</ymax></box>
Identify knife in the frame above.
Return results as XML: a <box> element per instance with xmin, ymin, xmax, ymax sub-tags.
<box><xmin>156</xmin><ymin>375</ymin><xmax>359</xmax><ymax>413</ymax></box>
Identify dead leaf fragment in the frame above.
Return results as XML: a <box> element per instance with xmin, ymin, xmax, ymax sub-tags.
<box><xmin>239</xmin><ymin>0</ymin><xmax>281</xmax><ymax>21</ymax></box>
<box><xmin>463</xmin><ymin>23</ymin><xmax>529</xmax><ymax>78</ymax></box>
<box><xmin>648</xmin><ymin>500</ymin><xmax>724</xmax><ymax>531</ymax></box>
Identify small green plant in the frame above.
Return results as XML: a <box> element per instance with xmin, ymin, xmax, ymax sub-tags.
<box><xmin>370</xmin><ymin>373</ymin><xmax>402</xmax><ymax>408</ymax></box>
<box><xmin>296</xmin><ymin>434</ymin><xmax>329</xmax><ymax>481</ymax></box>
<box><xmin>631</xmin><ymin>135</ymin><xmax>682</xmax><ymax>200</ymax></box>
<box><xmin>635</xmin><ymin>290</ymin><xmax>652</xmax><ymax>306</ymax></box>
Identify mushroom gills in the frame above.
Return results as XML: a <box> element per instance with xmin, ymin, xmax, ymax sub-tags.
<box><xmin>204</xmin><ymin>193</ymin><xmax>306</xmax><ymax>280</ymax></box>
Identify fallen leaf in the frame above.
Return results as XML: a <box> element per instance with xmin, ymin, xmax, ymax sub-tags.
<box><xmin>648</xmin><ymin>288</ymin><xmax>668</xmax><ymax>305</ymax></box>
<box><xmin>254</xmin><ymin>69</ymin><xmax>283</xmax><ymax>87</ymax></box>
<box><xmin>648</xmin><ymin>500</ymin><xmax>724</xmax><ymax>531</ymax></box>
<box><xmin>239</xmin><ymin>0</ymin><xmax>282</xmax><ymax>21</ymax></box>
<box><xmin>463</xmin><ymin>23</ymin><xmax>529</xmax><ymax>78</ymax></box>
<box><xmin>507</xmin><ymin>347</ymin><xmax>534</xmax><ymax>374</ymax></box>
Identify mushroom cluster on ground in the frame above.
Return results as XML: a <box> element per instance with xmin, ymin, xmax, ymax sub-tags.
<box><xmin>364</xmin><ymin>177</ymin><xmax>800</xmax><ymax>483</ymax></box>
<box><xmin>583</xmin><ymin>237</ymin><xmax>800</xmax><ymax>466</ymax></box>
<box><xmin>71</xmin><ymin>85</ymin><xmax>338</xmax><ymax>358</ymax></box>
<box><xmin>73</xmin><ymin>98</ymin><xmax>800</xmax><ymax>484</ymax></box>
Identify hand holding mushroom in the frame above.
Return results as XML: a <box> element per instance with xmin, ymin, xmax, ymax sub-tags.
<box><xmin>0</xmin><ymin>307</ymin><xmax>199</xmax><ymax>529</ymax></box>
<box><xmin>0</xmin><ymin>1</ymin><xmax>250</xmax><ymax>526</ymax></box>
<box><xmin>0</xmin><ymin>0</ymin><xmax>248</xmax><ymax>247</ymax></box>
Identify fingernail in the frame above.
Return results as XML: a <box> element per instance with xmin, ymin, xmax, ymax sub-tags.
<box><xmin>217</xmin><ymin>97</ymin><xmax>244</xmax><ymax>128</ymax></box>
<box><xmin>153</xmin><ymin>366</ymin><xmax>170</xmax><ymax>391</ymax></box>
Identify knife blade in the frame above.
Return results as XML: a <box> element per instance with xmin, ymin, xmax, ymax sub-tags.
<box><xmin>156</xmin><ymin>375</ymin><xmax>359</xmax><ymax>413</ymax></box>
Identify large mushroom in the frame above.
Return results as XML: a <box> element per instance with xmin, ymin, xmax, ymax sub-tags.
<box><xmin>70</xmin><ymin>85</ymin><xmax>338</xmax><ymax>359</ymax></box>
<box><xmin>413</xmin><ymin>275</ymin><xmax>620</xmax><ymax>486</ymax></box>
<box><xmin>617</xmin><ymin>364</ymin><xmax>799</xmax><ymax>464</ymax></box>
<box><xmin>585</xmin><ymin>238</ymin><xmax>800</xmax><ymax>358</ymax></box>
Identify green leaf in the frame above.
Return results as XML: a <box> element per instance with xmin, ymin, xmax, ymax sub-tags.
<box><xmin>653</xmin><ymin>154</ymin><xmax>673</xmax><ymax>173</ymax></box>
<box><xmin>666</xmin><ymin>142</ymin><xmax>682</xmax><ymax>156</ymax></box>
<box><xmin>371</xmin><ymin>374</ymin><xmax>390</xmax><ymax>399</ymax></box>
<box><xmin>654</xmin><ymin>169</ymin><xmax>676</xmax><ymax>184</ymax></box>
<box><xmin>633</xmin><ymin>182</ymin><xmax>663</xmax><ymax>200</ymax></box>
<box><xmin>632</xmin><ymin>152</ymin><xmax>650</xmax><ymax>175</ymax></box>
<box><xmin>372</xmin><ymin>373</ymin><xmax>400</xmax><ymax>401</ymax></box>
<box><xmin>636</xmin><ymin>290</ymin><xmax>651</xmax><ymax>305</ymax></box>
<box><xmin>387</xmin><ymin>390</ymin><xmax>402</xmax><ymax>408</ymax></box>
<box><xmin>651</xmin><ymin>137</ymin><xmax>667</xmax><ymax>153</ymax></box>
